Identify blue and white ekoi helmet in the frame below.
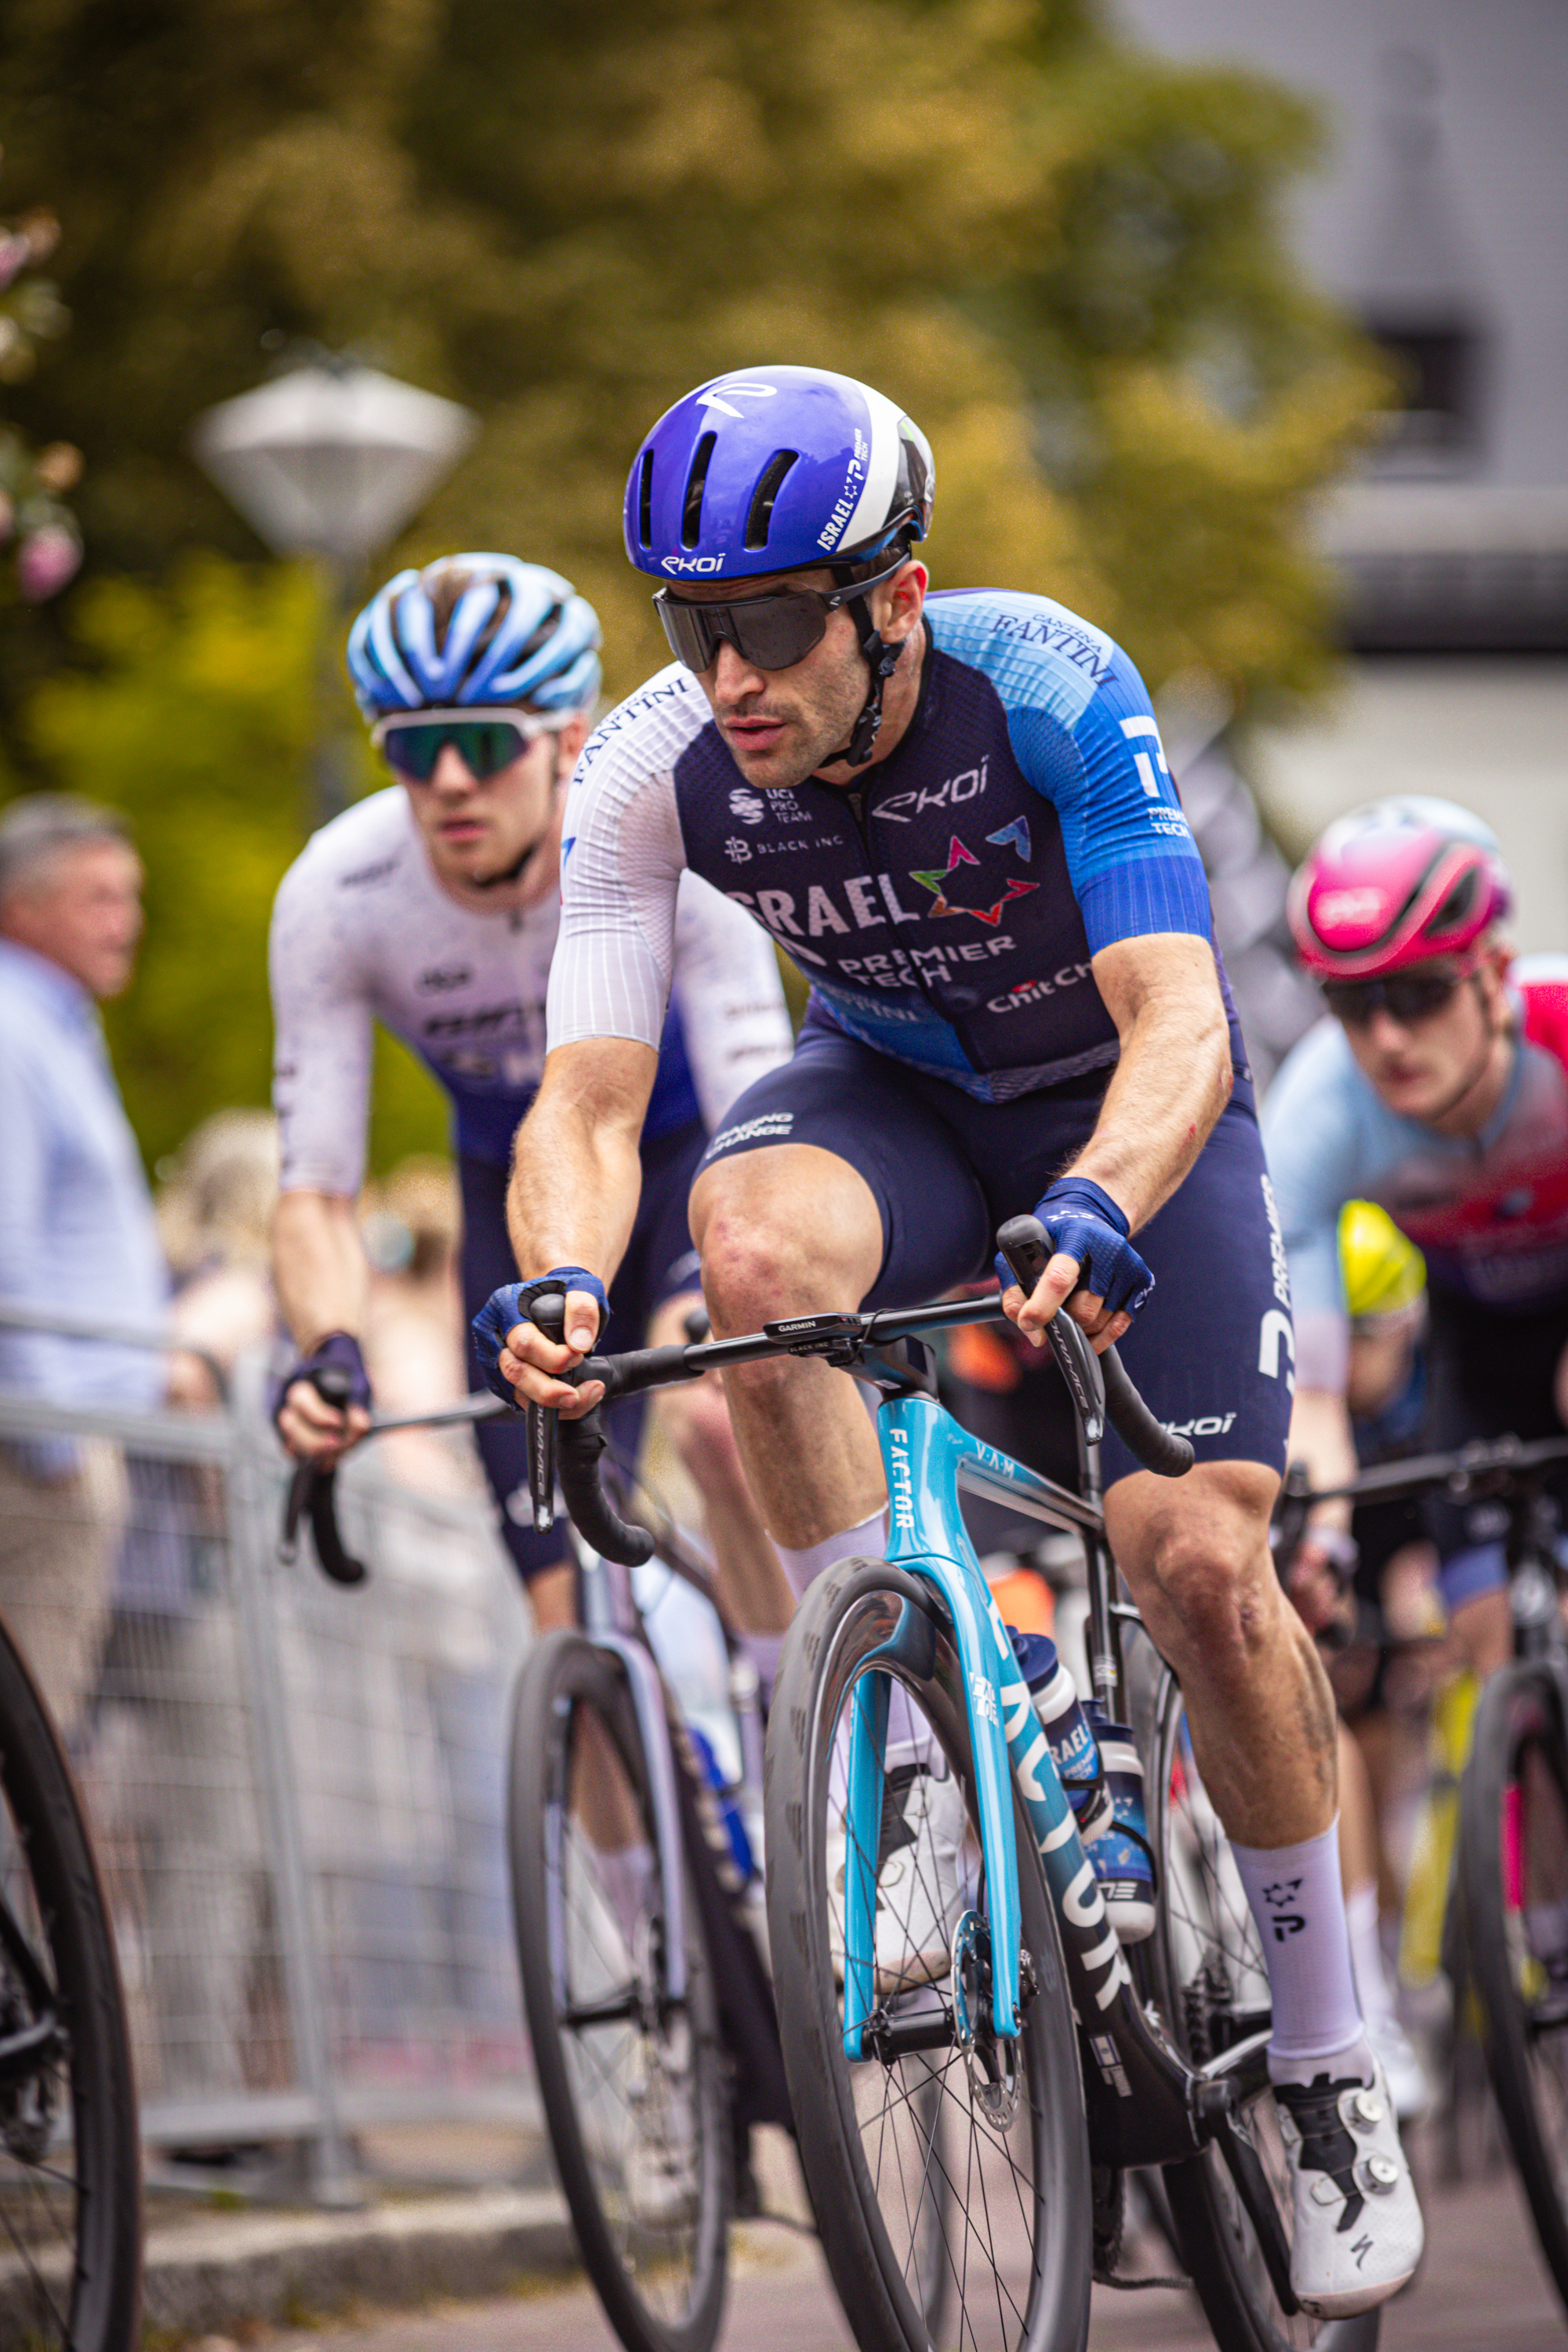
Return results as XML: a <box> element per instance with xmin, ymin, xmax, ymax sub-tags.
<box><xmin>623</xmin><ymin>365</ymin><xmax>935</xmax><ymax>584</ymax></box>
<box><xmin>347</xmin><ymin>554</ymin><xmax>602</xmax><ymax>721</ymax></box>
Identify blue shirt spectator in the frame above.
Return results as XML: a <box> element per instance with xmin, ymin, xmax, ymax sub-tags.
<box><xmin>0</xmin><ymin>797</ymin><xmax>167</xmax><ymax>1417</ymax></box>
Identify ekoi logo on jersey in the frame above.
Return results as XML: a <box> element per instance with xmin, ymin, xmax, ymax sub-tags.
<box><xmin>909</xmin><ymin>821</ymin><xmax>1038</xmax><ymax>927</ymax></box>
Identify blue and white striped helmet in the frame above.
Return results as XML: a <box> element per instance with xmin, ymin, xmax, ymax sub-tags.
<box><xmin>347</xmin><ymin>554</ymin><xmax>602</xmax><ymax>720</ymax></box>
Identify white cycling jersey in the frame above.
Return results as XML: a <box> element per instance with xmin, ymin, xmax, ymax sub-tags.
<box><xmin>270</xmin><ymin>786</ymin><xmax>792</xmax><ymax>1196</ymax></box>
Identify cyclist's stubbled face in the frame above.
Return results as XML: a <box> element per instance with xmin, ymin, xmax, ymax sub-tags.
<box><xmin>681</xmin><ymin>564</ymin><xmax>927</xmax><ymax>789</ymax></box>
<box><xmin>1341</xmin><ymin>951</ymin><xmax>1512</xmax><ymax>1128</ymax></box>
<box><xmin>403</xmin><ymin>720</ymin><xmax>586</xmax><ymax>895</ymax></box>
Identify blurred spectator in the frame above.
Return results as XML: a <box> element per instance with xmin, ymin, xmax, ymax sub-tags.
<box><xmin>0</xmin><ymin>793</ymin><xmax>166</xmax><ymax>1733</ymax></box>
<box><xmin>93</xmin><ymin>1109</ymin><xmax>283</xmax><ymax>2104</ymax></box>
<box><xmin>361</xmin><ymin>1155</ymin><xmax>474</xmax><ymax>1494</ymax></box>
<box><xmin>158</xmin><ymin>1108</ymin><xmax>280</xmax><ymax>1403</ymax></box>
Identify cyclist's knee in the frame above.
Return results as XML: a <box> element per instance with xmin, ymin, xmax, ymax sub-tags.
<box><xmin>1115</xmin><ymin>1471</ymin><xmax>1282</xmax><ymax>1675</ymax></box>
<box><xmin>698</xmin><ymin>1203</ymin><xmax>872</xmax><ymax>1335</ymax></box>
<box><xmin>690</xmin><ymin>1145</ymin><xmax>882</xmax><ymax>1334</ymax></box>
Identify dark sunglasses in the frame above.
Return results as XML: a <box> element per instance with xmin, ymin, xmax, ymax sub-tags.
<box><xmin>653</xmin><ymin>554</ymin><xmax>906</xmax><ymax>674</ymax></box>
<box><xmin>371</xmin><ymin>706</ymin><xmax>567</xmax><ymax>782</ymax></box>
<box><xmin>1322</xmin><ymin>964</ymin><xmax>1474</xmax><ymax>1029</ymax></box>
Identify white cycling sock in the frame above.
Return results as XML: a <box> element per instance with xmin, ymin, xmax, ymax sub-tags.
<box><xmin>775</xmin><ymin>1509</ymin><xmax>889</xmax><ymax>1603</ymax></box>
<box><xmin>1232</xmin><ymin>1820</ymin><xmax>1374</xmax><ymax>2086</ymax></box>
<box><xmin>1345</xmin><ymin>1880</ymin><xmax>1398</xmax><ymax>2031</ymax></box>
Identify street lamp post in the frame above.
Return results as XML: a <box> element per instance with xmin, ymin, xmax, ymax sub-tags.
<box><xmin>194</xmin><ymin>356</ymin><xmax>476</xmax><ymax>823</ymax></box>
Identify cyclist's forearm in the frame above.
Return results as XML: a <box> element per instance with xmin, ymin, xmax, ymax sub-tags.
<box><xmin>1067</xmin><ymin>983</ymin><xmax>1231</xmax><ymax>1229</ymax></box>
<box><xmin>1287</xmin><ymin>1386</ymin><xmax>1356</xmax><ymax>1535</ymax></box>
<box><xmin>506</xmin><ymin>1043</ymin><xmax>655</xmax><ymax>1286</ymax></box>
<box><xmin>273</xmin><ymin>1190</ymin><xmax>370</xmax><ymax>1351</ymax></box>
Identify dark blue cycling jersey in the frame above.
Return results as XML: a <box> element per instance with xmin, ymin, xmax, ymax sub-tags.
<box><xmin>549</xmin><ymin>589</ymin><xmax>1248</xmax><ymax>1101</ymax></box>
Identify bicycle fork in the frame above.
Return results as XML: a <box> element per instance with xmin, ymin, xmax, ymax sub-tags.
<box><xmin>840</xmin><ymin>1395</ymin><xmax>1215</xmax><ymax>2170</ymax></box>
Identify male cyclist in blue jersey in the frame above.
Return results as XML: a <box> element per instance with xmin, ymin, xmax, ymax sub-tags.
<box><xmin>269</xmin><ymin>553</ymin><xmax>794</xmax><ymax>1649</ymax></box>
<box><xmin>473</xmin><ymin>372</ymin><xmax>1422</xmax><ymax>2314</ymax></box>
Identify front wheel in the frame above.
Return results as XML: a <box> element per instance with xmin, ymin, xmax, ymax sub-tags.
<box><xmin>508</xmin><ymin>1631</ymin><xmax>731</xmax><ymax>2352</ymax></box>
<box><xmin>0</xmin><ymin>1611</ymin><xmax>142</xmax><ymax>2352</ymax></box>
<box><xmin>1458</xmin><ymin>1658</ymin><xmax>1568</xmax><ymax>2315</ymax></box>
<box><xmin>766</xmin><ymin>1557</ymin><xmax>1091</xmax><ymax>2352</ymax></box>
<box><xmin>1138</xmin><ymin>1662</ymin><xmax>1378</xmax><ymax>2352</ymax></box>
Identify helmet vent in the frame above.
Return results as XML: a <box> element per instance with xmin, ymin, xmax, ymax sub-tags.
<box><xmin>681</xmin><ymin>432</ymin><xmax>717</xmax><ymax>550</ymax></box>
<box><xmin>1432</xmin><ymin>867</ymin><xmax>1479</xmax><ymax>931</ymax></box>
<box><xmin>637</xmin><ymin>451</ymin><xmax>655</xmax><ymax>550</ymax></box>
<box><xmin>744</xmin><ymin>450</ymin><xmax>799</xmax><ymax>550</ymax></box>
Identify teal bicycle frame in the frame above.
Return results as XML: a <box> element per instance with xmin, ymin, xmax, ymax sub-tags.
<box><xmin>840</xmin><ymin>1386</ymin><xmax>1134</xmax><ymax>2059</ymax></box>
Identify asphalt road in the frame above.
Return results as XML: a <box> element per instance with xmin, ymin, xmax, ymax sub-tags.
<box><xmin>265</xmin><ymin>2151</ymin><xmax>1566</xmax><ymax>2352</ymax></box>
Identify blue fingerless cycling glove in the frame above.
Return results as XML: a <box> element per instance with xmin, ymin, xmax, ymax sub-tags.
<box><xmin>994</xmin><ymin>1178</ymin><xmax>1156</xmax><ymax>1319</ymax></box>
<box><xmin>470</xmin><ymin>1268</ymin><xmax>609</xmax><ymax>1404</ymax></box>
<box><xmin>273</xmin><ymin>1330</ymin><xmax>372</xmax><ymax>1432</ymax></box>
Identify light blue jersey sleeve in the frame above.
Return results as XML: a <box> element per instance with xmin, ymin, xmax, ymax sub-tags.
<box><xmin>927</xmin><ymin>591</ymin><xmax>1216</xmax><ymax>953</ymax></box>
<box><xmin>1259</xmin><ymin>1018</ymin><xmax>1376</xmax><ymax>1391</ymax></box>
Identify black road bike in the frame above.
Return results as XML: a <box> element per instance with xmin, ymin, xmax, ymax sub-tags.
<box><xmin>1281</xmin><ymin>1430</ymin><xmax>1568</xmax><ymax>2321</ymax></box>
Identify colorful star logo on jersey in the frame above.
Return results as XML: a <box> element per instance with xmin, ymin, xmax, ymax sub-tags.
<box><xmin>909</xmin><ymin>829</ymin><xmax>1039</xmax><ymax>925</ymax></box>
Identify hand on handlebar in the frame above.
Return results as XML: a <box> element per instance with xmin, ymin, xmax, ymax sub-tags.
<box><xmin>274</xmin><ymin>1334</ymin><xmax>374</xmax><ymax>1462</ymax></box>
<box><xmin>471</xmin><ymin>1270</ymin><xmax>608</xmax><ymax>1417</ymax></box>
<box><xmin>994</xmin><ymin>1178</ymin><xmax>1153</xmax><ymax>1356</ymax></box>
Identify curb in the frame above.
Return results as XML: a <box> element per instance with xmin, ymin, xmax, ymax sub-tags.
<box><xmin>141</xmin><ymin>2187</ymin><xmax>579</xmax><ymax>2337</ymax></box>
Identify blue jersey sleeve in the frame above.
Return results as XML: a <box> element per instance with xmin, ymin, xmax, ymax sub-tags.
<box><xmin>929</xmin><ymin>593</ymin><xmax>1214</xmax><ymax>954</ymax></box>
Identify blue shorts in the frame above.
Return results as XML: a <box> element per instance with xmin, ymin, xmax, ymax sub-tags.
<box><xmin>459</xmin><ymin>1118</ymin><xmax>706</xmax><ymax>1583</ymax></box>
<box><xmin>699</xmin><ymin>1021</ymin><xmax>1293</xmax><ymax>1490</ymax></box>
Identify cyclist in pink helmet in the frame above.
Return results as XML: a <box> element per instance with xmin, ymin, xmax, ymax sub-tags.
<box><xmin>1267</xmin><ymin>795</ymin><xmax>1568</xmax><ymax>1689</ymax></box>
<box><xmin>1288</xmin><ymin>793</ymin><xmax>1512</xmax><ymax>982</ymax></box>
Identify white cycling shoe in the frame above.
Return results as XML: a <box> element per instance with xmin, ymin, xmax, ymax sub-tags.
<box><xmin>831</xmin><ymin>1761</ymin><xmax>972</xmax><ymax>2002</ymax></box>
<box><xmin>1366</xmin><ymin>2009</ymin><xmax>1433</xmax><ymax>2124</ymax></box>
<box><xmin>1273</xmin><ymin>2055</ymin><xmax>1425</xmax><ymax>2317</ymax></box>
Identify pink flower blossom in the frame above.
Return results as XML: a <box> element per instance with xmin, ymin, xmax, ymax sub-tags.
<box><xmin>17</xmin><ymin>524</ymin><xmax>81</xmax><ymax>602</ymax></box>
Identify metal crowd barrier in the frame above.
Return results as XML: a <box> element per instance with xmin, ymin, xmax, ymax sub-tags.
<box><xmin>0</xmin><ymin>1312</ymin><xmax>536</xmax><ymax>2201</ymax></box>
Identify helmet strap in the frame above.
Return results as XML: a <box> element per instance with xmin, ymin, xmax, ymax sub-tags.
<box><xmin>842</xmin><ymin>598</ymin><xmax>903</xmax><ymax>768</ymax></box>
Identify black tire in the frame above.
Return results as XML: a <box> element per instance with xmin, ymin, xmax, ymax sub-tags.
<box><xmin>1458</xmin><ymin>1659</ymin><xmax>1568</xmax><ymax>2314</ymax></box>
<box><xmin>508</xmin><ymin>1632</ymin><xmax>730</xmax><ymax>2352</ymax></box>
<box><xmin>0</xmin><ymin>1611</ymin><xmax>141</xmax><ymax>2352</ymax></box>
<box><xmin>765</xmin><ymin>1558</ymin><xmax>1091</xmax><ymax>2352</ymax></box>
<box><xmin>1138</xmin><ymin>1663</ymin><xmax>1378</xmax><ymax>2352</ymax></box>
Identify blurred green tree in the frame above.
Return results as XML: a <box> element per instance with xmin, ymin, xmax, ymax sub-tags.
<box><xmin>0</xmin><ymin>0</ymin><xmax>1381</xmax><ymax>717</ymax></box>
<box><xmin>0</xmin><ymin>0</ymin><xmax>1386</xmax><ymax>1160</ymax></box>
<box><xmin>4</xmin><ymin>556</ymin><xmax>448</xmax><ymax>1170</ymax></box>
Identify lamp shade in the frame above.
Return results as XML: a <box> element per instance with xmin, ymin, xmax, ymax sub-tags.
<box><xmin>193</xmin><ymin>364</ymin><xmax>477</xmax><ymax>561</ymax></box>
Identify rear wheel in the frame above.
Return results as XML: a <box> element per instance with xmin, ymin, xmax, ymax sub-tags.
<box><xmin>1140</xmin><ymin>1663</ymin><xmax>1378</xmax><ymax>2352</ymax></box>
<box><xmin>509</xmin><ymin>1631</ymin><xmax>730</xmax><ymax>2352</ymax></box>
<box><xmin>0</xmin><ymin>1611</ymin><xmax>142</xmax><ymax>2352</ymax></box>
<box><xmin>766</xmin><ymin>1558</ymin><xmax>1091</xmax><ymax>2352</ymax></box>
<box><xmin>1458</xmin><ymin>1658</ymin><xmax>1568</xmax><ymax>2315</ymax></box>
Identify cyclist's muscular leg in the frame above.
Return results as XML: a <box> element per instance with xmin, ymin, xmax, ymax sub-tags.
<box><xmin>644</xmin><ymin>1290</ymin><xmax>795</xmax><ymax>1635</ymax></box>
<box><xmin>1106</xmin><ymin>1458</ymin><xmax>1337</xmax><ymax>1846</ymax></box>
<box><xmin>689</xmin><ymin>1143</ymin><xmax>887</xmax><ymax>1548</ymax></box>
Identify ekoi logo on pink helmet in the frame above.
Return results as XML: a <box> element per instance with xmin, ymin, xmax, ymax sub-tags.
<box><xmin>1287</xmin><ymin>797</ymin><xmax>1512</xmax><ymax>980</ymax></box>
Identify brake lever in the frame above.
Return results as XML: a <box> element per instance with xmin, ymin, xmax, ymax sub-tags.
<box><xmin>995</xmin><ymin>1215</ymin><xmax>1105</xmax><ymax>1445</ymax></box>
<box><xmin>525</xmin><ymin>1291</ymin><xmax>568</xmax><ymax>1535</ymax></box>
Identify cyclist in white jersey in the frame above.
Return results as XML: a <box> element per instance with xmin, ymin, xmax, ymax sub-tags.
<box><xmin>270</xmin><ymin>554</ymin><xmax>794</xmax><ymax>1642</ymax></box>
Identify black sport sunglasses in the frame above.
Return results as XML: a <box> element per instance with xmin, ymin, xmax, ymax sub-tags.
<box><xmin>371</xmin><ymin>706</ymin><xmax>568</xmax><ymax>782</ymax></box>
<box><xmin>1321</xmin><ymin>962</ymin><xmax>1476</xmax><ymax>1029</ymax></box>
<box><xmin>653</xmin><ymin>555</ymin><xmax>907</xmax><ymax>674</ymax></box>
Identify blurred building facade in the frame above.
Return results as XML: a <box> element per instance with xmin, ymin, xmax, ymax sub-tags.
<box><xmin>1120</xmin><ymin>0</ymin><xmax>1568</xmax><ymax>961</ymax></box>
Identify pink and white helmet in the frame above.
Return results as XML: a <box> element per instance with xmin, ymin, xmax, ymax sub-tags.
<box><xmin>1287</xmin><ymin>796</ymin><xmax>1513</xmax><ymax>980</ymax></box>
